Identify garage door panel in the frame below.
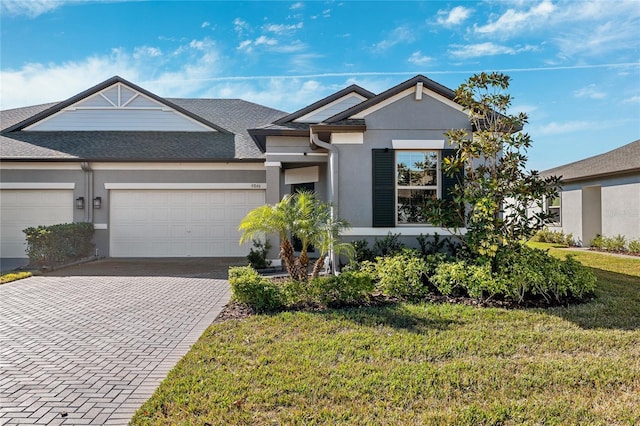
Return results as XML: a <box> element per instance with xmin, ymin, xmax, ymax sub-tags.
<box><xmin>110</xmin><ymin>189</ymin><xmax>264</xmax><ymax>257</ymax></box>
<box><xmin>0</xmin><ymin>190</ymin><xmax>74</xmax><ymax>258</ymax></box>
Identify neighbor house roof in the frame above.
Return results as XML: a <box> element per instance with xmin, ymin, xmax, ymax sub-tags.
<box><xmin>0</xmin><ymin>78</ymin><xmax>287</xmax><ymax>161</ymax></box>
<box><xmin>542</xmin><ymin>139</ymin><xmax>640</xmax><ymax>182</ymax></box>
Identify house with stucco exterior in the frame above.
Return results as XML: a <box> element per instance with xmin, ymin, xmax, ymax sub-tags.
<box><xmin>1</xmin><ymin>74</ymin><xmax>470</xmax><ymax>265</ymax></box>
<box><xmin>541</xmin><ymin>139</ymin><xmax>640</xmax><ymax>246</ymax></box>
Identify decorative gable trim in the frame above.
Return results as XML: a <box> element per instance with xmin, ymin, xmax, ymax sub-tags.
<box><xmin>3</xmin><ymin>76</ymin><xmax>231</xmax><ymax>134</ymax></box>
<box><xmin>293</xmin><ymin>93</ymin><xmax>369</xmax><ymax>123</ymax></box>
<box><xmin>325</xmin><ymin>75</ymin><xmax>460</xmax><ymax>123</ymax></box>
<box><xmin>273</xmin><ymin>84</ymin><xmax>375</xmax><ymax>125</ymax></box>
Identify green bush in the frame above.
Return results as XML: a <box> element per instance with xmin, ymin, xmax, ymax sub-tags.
<box><xmin>431</xmin><ymin>261</ymin><xmax>504</xmax><ymax>299</ymax></box>
<box><xmin>495</xmin><ymin>246</ymin><xmax>596</xmax><ymax>303</ymax></box>
<box><xmin>0</xmin><ymin>271</ymin><xmax>33</xmax><ymax>285</ymax></box>
<box><xmin>351</xmin><ymin>239</ymin><xmax>376</xmax><ymax>263</ymax></box>
<box><xmin>591</xmin><ymin>234</ymin><xmax>634</xmax><ymax>253</ymax></box>
<box><xmin>246</xmin><ymin>239</ymin><xmax>272</xmax><ymax>269</ymax></box>
<box><xmin>590</xmin><ymin>234</ymin><xmax>604</xmax><ymax>250</ymax></box>
<box><xmin>370</xmin><ymin>249</ymin><xmax>430</xmax><ymax>299</ymax></box>
<box><xmin>533</xmin><ymin>228</ymin><xmax>575</xmax><ymax>246</ymax></box>
<box><xmin>604</xmin><ymin>234</ymin><xmax>626</xmax><ymax>252</ymax></box>
<box><xmin>229</xmin><ymin>266</ymin><xmax>284</xmax><ymax>312</ymax></box>
<box><xmin>310</xmin><ymin>270</ymin><xmax>375</xmax><ymax>307</ymax></box>
<box><xmin>23</xmin><ymin>222</ymin><xmax>94</xmax><ymax>267</ymax></box>
<box><xmin>373</xmin><ymin>232</ymin><xmax>404</xmax><ymax>257</ymax></box>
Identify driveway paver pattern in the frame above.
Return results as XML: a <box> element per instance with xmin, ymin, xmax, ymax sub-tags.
<box><xmin>0</xmin><ymin>260</ymin><xmax>232</xmax><ymax>425</ymax></box>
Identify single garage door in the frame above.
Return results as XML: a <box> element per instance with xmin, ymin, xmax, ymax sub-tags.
<box><xmin>110</xmin><ymin>189</ymin><xmax>265</xmax><ymax>257</ymax></box>
<box><xmin>0</xmin><ymin>189</ymin><xmax>74</xmax><ymax>258</ymax></box>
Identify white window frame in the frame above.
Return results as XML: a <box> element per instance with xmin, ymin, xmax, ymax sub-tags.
<box><xmin>395</xmin><ymin>150</ymin><xmax>441</xmax><ymax>225</ymax></box>
<box><xmin>546</xmin><ymin>194</ymin><xmax>561</xmax><ymax>226</ymax></box>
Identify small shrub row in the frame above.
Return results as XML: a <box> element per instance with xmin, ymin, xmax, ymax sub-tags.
<box><xmin>231</xmin><ymin>244</ymin><xmax>596</xmax><ymax>311</ymax></box>
<box><xmin>0</xmin><ymin>271</ymin><xmax>33</xmax><ymax>285</ymax></box>
<box><xmin>352</xmin><ymin>232</ymin><xmax>460</xmax><ymax>263</ymax></box>
<box><xmin>23</xmin><ymin>222</ymin><xmax>95</xmax><ymax>267</ymax></box>
<box><xmin>590</xmin><ymin>234</ymin><xmax>640</xmax><ymax>254</ymax></box>
<box><xmin>229</xmin><ymin>266</ymin><xmax>374</xmax><ymax>312</ymax></box>
<box><xmin>532</xmin><ymin>228</ymin><xmax>576</xmax><ymax>246</ymax></box>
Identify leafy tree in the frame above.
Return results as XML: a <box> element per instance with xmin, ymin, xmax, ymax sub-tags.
<box><xmin>426</xmin><ymin>72</ymin><xmax>561</xmax><ymax>258</ymax></box>
<box><xmin>239</xmin><ymin>191</ymin><xmax>352</xmax><ymax>281</ymax></box>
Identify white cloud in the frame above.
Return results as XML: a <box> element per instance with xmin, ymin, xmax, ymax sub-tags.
<box><xmin>312</xmin><ymin>9</ymin><xmax>331</xmax><ymax>19</ymax></box>
<box><xmin>555</xmin><ymin>20</ymin><xmax>640</xmax><ymax>59</ymax></box>
<box><xmin>201</xmin><ymin>21</ymin><xmax>210</xmax><ymax>29</ymax></box>
<box><xmin>0</xmin><ymin>39</ymin><xmax>224</xmax><ymax>109</ymax></box>
<box><xmin>474</xmin><ymin>0</ymin><xmax>555</xmax><ymax>36</ymax></box>
<box><xmin>373</xmin><ymin>25</ymin><xmax>415</xmax><ymax>51</ymax></box>
<box><xmin>536</xmin><ymin>120</ymin><xmax>593</xmax><ymax>135</ymax></box>
<box><xmin>233</xmin><ymin>18</ymin><xmax>250</xmax><ymax>35</ymax></box>
<box><xmin>133</xmin><ymin>46</ymin><xmax>162</xmax><ymax>59</ymax></box>
<box><xmin>290</xmin><ymin>2</ymin><xmax>303</xmax><ymax>10</ymax></box>
<box><xmin>449</xmin><ymin>42</ymin><xmax>537</xmax><ymax>58</ymax></box>
<box><xmin>573</xmin><ymin>84</ymin><xmax>606</xmax><ymax>99</ymax></box>
<box><xmin>264</xmin><ymin>22</ymin><xmax>303</xmax><ymax>35</ymax></box>
<box><xmin>408</xmin><ymin>51</ymin><xmax>433</xmax><ymax>66</ymax></box>
<box><xmin>437</xmin><ymin>6</ymin><xmax>472</xmax><ymax>27</ymax></box>
<box><xmin>255</xmin><ymin>36</ymin><xmax>278</xmax><ymax>46</ymax></box>
<box><xmin>623</xmin><ymin>95</ymin><xmax>640</xmax><ymax>103</ymax></box>
<box><xmin>1</xmin><ymin>0</ymin><xmax>69</xmax><ymax>17</ymax></box>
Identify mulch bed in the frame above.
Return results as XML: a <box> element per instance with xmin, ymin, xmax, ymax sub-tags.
<box><xmin>213</xmin><ymin>291</ymin><xmax>582</xmax><ymax>323</ymax></box>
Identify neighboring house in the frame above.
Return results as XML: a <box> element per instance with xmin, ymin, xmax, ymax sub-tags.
<box><xmin>541</xmin><ymin>139</ymin><xmax>640</xmax><ymax>246</ymax></box>
<box><xmin>1</xmin><ymin>74</ymin><xmax>470</xmax><ymax>263</ymax></box>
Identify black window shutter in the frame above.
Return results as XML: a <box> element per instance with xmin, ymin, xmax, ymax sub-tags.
<box><xmin>372</xmin><ymin>149</ymin><xmax>395</xmax><ymax>227</ymax></box>
<box><xmin>441</xmin><ymin>148</ymin><xmax>465</xmax><ymax>226</ymax></box>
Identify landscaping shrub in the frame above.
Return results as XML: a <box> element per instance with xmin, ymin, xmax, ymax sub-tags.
<box><xmin>310</xmin><ymin>270</ymin><xmax>374</xmax><ymax>307</ymax></box>
<box><xmin>590</xmin><ymin>234</ymin><xmax>638</xmax><ymax>254</ymax></box>
<box><xmin>369</xmin><ymin>249</ymin><xmax>430</xmax><ymax>299</ymax></box>
<box><xmin>495</xmin><ymin>245</ymin><xmax>596</xmax><ymax>303</ymax></box>
<box><xmin>373</xmin><ymin>232</ymin><xmax>404</xmax><ymax>257</ymax></box>
<box><xmin>0</xmin><ymin>271</ymin><xmax>32</xmax><ymax>285</ymax></box>
<box><xmin>229</xmin><ymin>266</ymin><xmax>284</xmax><ymax>312</ymax></box>
<box><xmin>533</xmin><ymin>228</ymin><xmax>576</xmax><ymax>246</ymax></box>
<box><xmin>431</xmin><ymin>261</ymin><xmax>503</xmax><ymax>299</ymax></box>
<box><xmin>590</xmin><ymin>234</ymin><xmax>604</xmax><ymax>250</ymax></box>
<box><xmin>351</xmin><ymin>239</ymin><xmax>375</xmax><ymax>263</ymax></box>
<box><xmin>604</xmin><ymin>234</ymin><xmax>626</xmax><ymax>252</ymax></box>
<box><xmin>23</xmin><ymin>222</ymin><xmax>94</xmax><ymax>267</ymax></box>
<box><xmin>246</xmin><ymin>239</ymin><xmax>272</xmax><ymax>269</ymax></box>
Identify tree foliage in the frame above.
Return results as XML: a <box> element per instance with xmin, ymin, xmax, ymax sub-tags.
<box><xmin>426</xmin><ymin>72</ymin><xmax>561</xmax><ymax>258</ymax></box>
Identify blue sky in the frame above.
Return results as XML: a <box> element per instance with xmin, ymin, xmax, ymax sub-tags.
<box><xmin>1</xmin><ymin>0</ymin><xmax>639</xmax><ymax>171</ymax></box>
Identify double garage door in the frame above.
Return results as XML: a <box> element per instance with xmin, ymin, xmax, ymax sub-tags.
<box><xmin>0</xmin><ymin>189</ymin><xmax>74</xmax><ymax>258</ymax></box>
<box><xmin>110</xmin><ymin>189</ymin><xmax>264</xmax><ymax>257</ymax></box>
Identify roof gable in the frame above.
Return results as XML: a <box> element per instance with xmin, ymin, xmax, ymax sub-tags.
<box><xmin>325</xmin><ymin>75</ymin><xmax>460</xmax><ymax>123</ymax></box>
<box><xmin>273</xmin><ymin>84</ymin><xmax>374</xmax><ymax>125</ymax></box>
<box><xmin>3</xmin><ymin>76</ymin><xmax>231</xmax><ymax>134</ymax></box>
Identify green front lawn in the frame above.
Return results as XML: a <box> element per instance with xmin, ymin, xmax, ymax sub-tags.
<box><xmin>132</xmin><ymin>246</ymin><xmax>640</xmax><ymax>425</ymax></box>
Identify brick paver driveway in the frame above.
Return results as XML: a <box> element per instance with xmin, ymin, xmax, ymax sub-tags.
<box><xmin>0</xmin><ymin>258</ymin><xmax>241</xmax><ymax>425</ymax></box>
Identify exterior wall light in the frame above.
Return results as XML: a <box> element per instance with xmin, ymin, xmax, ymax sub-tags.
<box><xmin>93</xmin><ymin>196</ymin><xmax>102</xmax><ymax>209</ymax></box>
<box><xmin>76</xmin><ymin>197</ymin><xmax>85</xmax><ymax>209</ymax></box>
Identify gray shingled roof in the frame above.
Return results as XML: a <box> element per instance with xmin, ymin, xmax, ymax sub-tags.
<box><xmin>542</xmin><ymin>139</ymin><xmax>640</xmax><ymax>182</ymax></box>
<box><xmin>1</xmin><ymin>98</ymin><xmax>287</xmax><ymax>161</ymax></box>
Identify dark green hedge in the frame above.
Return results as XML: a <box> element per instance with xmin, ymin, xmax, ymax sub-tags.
<box><xmin>23</xmin><ymin>222</ymin><xmax>95</xmax><ymax>267</ymax></box>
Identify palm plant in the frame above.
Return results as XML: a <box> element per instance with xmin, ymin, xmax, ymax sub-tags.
<box><xmin>310</xmin><ymin>202</ymin><xmax>354</xmax><ymax>278</ymax></box>
<box><xmin>238</xmin><ymin>191</ymin><xmax>351</xmax><ymax>282</ymax></box>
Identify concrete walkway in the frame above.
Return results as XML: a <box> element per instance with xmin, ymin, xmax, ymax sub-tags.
<box><xmin>0</xmin><ymin>259</ymin><xmax>234</xmax><ymax>425</ymax></box>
